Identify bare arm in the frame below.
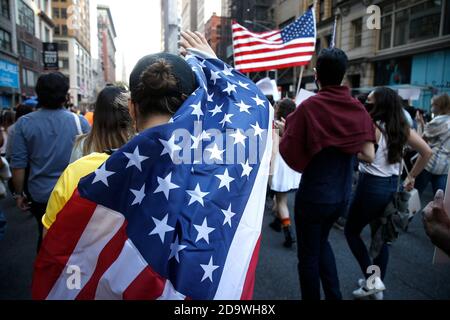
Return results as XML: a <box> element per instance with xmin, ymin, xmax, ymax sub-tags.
<box><xmin>357</xmin><ymin>141</ymin><xmax>375</xmax><ymax>163</ymax></box>
<box><xmin>404</xmin><ymin>129</ymin><xmax>433</xmax><ymax>191</ymax></box>
<box><xmin>12</xmin><ymin>168</ymin><xmax>30</xmax><ymax>211</ymax></box>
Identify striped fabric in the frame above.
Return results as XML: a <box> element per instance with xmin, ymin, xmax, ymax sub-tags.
<box><xmin>232</xmin><ymin>7</ymin><xmax>316</xmax><ymax>73</ymax></box>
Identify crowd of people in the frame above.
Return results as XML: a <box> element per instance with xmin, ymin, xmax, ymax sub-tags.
<box><xmin>0</xmin><ymin>30</ymin><xmax>449</xmax><ymax>300</ymax></box>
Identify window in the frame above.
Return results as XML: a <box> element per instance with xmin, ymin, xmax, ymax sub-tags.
<box><xmin>22</xmin><ymin>68</ymin><xmax>38</xmax><ymax>87</ymax></box>
<box><xmin>394</xmin><ymin>9</ymin><xmax>408</xmax><ymax>46</ymax></box>
<box><xmin>54</xmin><ymin>25</ymin><xmax>60</xmax><ymax>35</ymax></box>
<box><xmin>19</xmin><ymin>42</ymin><xmax>37</xmax><ymax>62</ymax></box>
<box><xmin>45</xmin><ymin>27</ymin><xmax>50</xmax><ymax>42</ymax></box>
<box><xmin>56</xmin><ymin>40</ymin><xmax>68</xmax><ymax>51</ymax></box>
<box><xmin>18</xmin><ymin>1</ymin><xmax>35</xmax><ymax>35</ymax></box>
<box><xmin>62</xmin><ymin>25</ymin><xmax>68</xmax><ymax>36</ymax></box>
<box><xmin>409</xmin><ymin>1</ymin><xmax>441</xmax><ymax>42</ymax></box>
<box><xmin>379</xmin><ymin>15</ymin><xmax>392</xmax><ymax>49</ymax></box>
<box><xmin>60</xmin><ymin>58</ymin><xmax>69</xmax><ymax>69</ymax></box>
<box><xmin>445</xmin><ymin>0</ymin><xmax>450</xmax><ymax>35</ymax></box>
<box><xmin>380</xmin><ymin>0</ymin><xmax>444</xmax><ymax>49</ymax></box>
<box><xmin>0</xmin><ymin>29</ymin><xmax>11</xmax><ymax>51</ymax></box>
<box><xmin>52</xmin><ymin>7</ymin><xmax>59</xmax><ymax>18</ymax></box>
<box><xmin>0</xmin><ymin>0</ymin><xmax>10</xmax><ymax>19</ymax></box>
<box><xmin>352</xmin><ymin>18</ymin><xmax>363</xmax><ymax>48</ymax></box>
<box><xmin>61</xmin><ymin>8</ymin><xmax>67</xmax><ymax>19</ymax></box>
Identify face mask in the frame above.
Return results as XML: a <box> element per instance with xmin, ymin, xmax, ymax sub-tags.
<box><xmin>364</xmin><ymin>103</ymin><xmax>374</xmax><ymax>112</ymax></box>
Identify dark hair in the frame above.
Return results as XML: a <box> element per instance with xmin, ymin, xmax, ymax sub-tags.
<box><xmin>370</xmin><ymin>87</ymin><xmax>409</xmax><ymax>164</ymax></box>
<box><xmin>275</xmin><ymin>98</ymin><xmax>296</xmax><ymax>120</ymax></box>
<box><xmin>356</xmin><ymin>93</ymin><xmax>369</xmax><ymax>105</ymax></box>
<box><xmin>316</xmin><ymin>48</ymin><xmax>348</xmax><ymax>87</ymax></box>
<box><xmin>1</xmin><ymin>110</ymin><xmax>15</xmax><ymax>128</ymax></box>
<box><xmin>78</xmin><ymin>86</ymin><xmax>134</xmax><ymax>155</ymax></box>
<box><xmin>35</xmin><ymin>72</ymin><xmax>69</xmax><ymax>109</ymax></box>
<box><xmin>15</xmin><ymin>104</ymin><xmax>33</xmax><ymax>121</ymax></box>
<box><xmin>130</xmin><ymin>53</ymin><xmax>196</xmax><ymax>118</ymax></box>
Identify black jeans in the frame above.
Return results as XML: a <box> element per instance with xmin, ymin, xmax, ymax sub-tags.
<box><xmin>30</xmin><ymin>200</ymin><xmax>47</xmax><ymax>252</ymax></box>
<box><xmin>294</xmin><ymin>193</ymin><xmax>346</xmax><ymax>300</ymax></box>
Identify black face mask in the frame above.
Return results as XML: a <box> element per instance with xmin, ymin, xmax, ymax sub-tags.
<box><xmin>364</xmin><ymin>102</ymin><xmax>374</xmax><ymax>112</ymax></box>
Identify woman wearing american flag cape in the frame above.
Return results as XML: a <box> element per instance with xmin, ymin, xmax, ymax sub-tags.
<box><xmin>32</xmin><ymin>31</ymin><xmax>273</xmax><ymax>300</ymax></box>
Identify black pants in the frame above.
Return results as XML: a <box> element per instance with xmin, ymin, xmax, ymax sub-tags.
<box><xmin>295</xmin><ymin>193</ymin><xmax>347</xmax><ymax>300</ymax></box>
<box><xmin>30</xmin><ymin>200</ymin><xmax>47</xmax><ymax>252</ymax></box>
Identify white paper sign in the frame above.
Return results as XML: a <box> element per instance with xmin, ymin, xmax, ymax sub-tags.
<box><xmin>295</xmin><ymin>89</ymin><xmax>316</xmax><ymax>106</ymax></box>
<box><xmin>256</xmin><ymin>77</ymin><xmax>281</xmax><ymax>102</ymax></box>
<box><xmin>432</xmin><ymin>168</ymin><xmax>450</xmax><ymax>264</ymax></box>
<box><xmin>398</xmin><ymin>88</ymin><xmax>421</xmax><ymax>101</ymax></box>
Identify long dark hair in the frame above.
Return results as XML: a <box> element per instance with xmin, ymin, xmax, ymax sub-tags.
<box><xmin>370</xmin><ymin>87</ymin><xmax>409</xmax><ymax>164</ymax></box>
<box><xmin>78</xmin><ymin>86</ymin><xmax>134</xmax><ymax>155</ymax></box>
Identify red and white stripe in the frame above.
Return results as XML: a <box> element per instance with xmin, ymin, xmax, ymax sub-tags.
<box><xmin>32</xmin><ymin>110</ymin><xmax>273</xmax><ymax>300</ymax></box>
<box><xmin>232</xmin><ymin>22</ymin><xmax>316</xmax><ymax>73</ymax></box>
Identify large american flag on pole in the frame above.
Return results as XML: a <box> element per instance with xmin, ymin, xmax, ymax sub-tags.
<box><xmin>232</xmin><ymin>7</ymin><xmax>316</xmax><ymax>73</ymax></box>
<box><xmin>32</xmin><ymin>52</ymin><xmax>273</xmax><ymax>300</ymax></box>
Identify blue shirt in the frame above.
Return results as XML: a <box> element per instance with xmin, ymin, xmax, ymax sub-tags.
<box><xmin>11</xmin><ymin>108</ymin><xmax>90</xmax><ymax>203</ymax></box>
<box><xmin>297</xmin><ymin>147</ymin><xmax>355</xmax><ymax>204</ymax></box>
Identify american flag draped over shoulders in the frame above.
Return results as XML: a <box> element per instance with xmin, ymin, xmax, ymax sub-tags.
<box><xmin>32</xmin><ymin>52</ymin><xmax>273</xmax><ymax>300</ymax></box>
<box><xmin>232</xmin><ymin>7</ymin><xmax>316</xmax><ymax>73</ymax></box>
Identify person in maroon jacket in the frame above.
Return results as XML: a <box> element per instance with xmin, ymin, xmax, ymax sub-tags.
<box><xmin>277</xmin><ymin>48</ymin><xmax>376</xmax><ymax>300</ymax></box>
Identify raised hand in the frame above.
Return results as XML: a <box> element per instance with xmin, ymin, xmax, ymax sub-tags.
<box><xmin>179</xmin><ymin>31</ymin><xmax>217</xmax><ymax>58</ymax></box>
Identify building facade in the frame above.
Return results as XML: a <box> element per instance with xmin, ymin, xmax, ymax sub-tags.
<box><xmin>0</xmin><ymin>0</ymin><xmax>19</xmax><ymax>108</ymax></box>
<box><xmin>17</xmin><ymin>0</ymin><xmax>55</xmax><ymax>98</ymax></box>
<box><xmin>97</xmin><ymin>5</ymin><xmax>116</xmax><ymax>84</ymax></box>
<box><xmin>205</xmin><ymin>13</ymin><xmax>231</xmax><ymax>62</ymax></box>
<box><xmin>337</xmin><ymin>0</ymin><xmax>450</xmax><ymax>109</ymax></box>
<box><xmin>52</xmin><ymin>0</ymin><xmax>92</xmax><ymax>107</ymax></box>
<box><xmin>181</xmin><ymin>0</ymin><xmax>197</xmax><ymax>32</ymax></box>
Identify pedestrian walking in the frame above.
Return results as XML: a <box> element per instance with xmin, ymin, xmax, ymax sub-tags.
<box><xmin>10</xmin><ymin>72</ymin><xmax>90</xmax><ymax>251</ymax></box>
<box><xmin>279</xmin><ymin>48</ymin><xmax>376</xmax><ymax>300</ymax></box>
<box><xmin>345</xmin><ymin>87</ymin><xmax>432</xmax><ymax>299</ymax></box>
<box><xmin>42</xmin><ymin>85</ymin><xmax>135</xmax><ymax>234</ymax></box>
<box><xmin>270</xmin><ymin>98</ymin><xmax>301</xmax><ymax>248</ymax></box>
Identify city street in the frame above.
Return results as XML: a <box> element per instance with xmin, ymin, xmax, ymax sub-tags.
<box><xmin>1</xmin><ymin>186</ymin><xmax>449</xmax><ymax>300</ymax></box>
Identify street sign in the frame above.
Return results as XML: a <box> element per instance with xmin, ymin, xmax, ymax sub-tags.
<box><xmin>42</xmin><ymin>42</ymin><xmax>59</xmax><ymax>71</ymax></box>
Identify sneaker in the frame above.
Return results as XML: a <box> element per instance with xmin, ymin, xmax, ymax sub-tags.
<box><xmin>370</xmin><ymin>291</ymin><xmax>384</xmax><ymax>300</ymax></box>
<box><xmin>352</xmin><ymin>277</ymin><xmax>386</xmax><ymax>299</ymax></box>
<box><xmin>358</xmin><ymin>279</ymin><xmax>384</xmax><ymax>300</ymax></box>
<box><xmin>269</xmin><ymin>217</ymin><xmax>282</xmax><ymax>232</ymax></box>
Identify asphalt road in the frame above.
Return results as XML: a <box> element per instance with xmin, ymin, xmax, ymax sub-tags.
<box><xmin>0</xmin><ymin>185</ymin><xmax>449</xmax><ymax>300</ymax></box>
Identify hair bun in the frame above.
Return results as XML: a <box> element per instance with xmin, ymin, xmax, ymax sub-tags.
<box><xmin>140</xmin><ymin>59</ymin><xmax>178</xmax><ymax>96</ymax></box>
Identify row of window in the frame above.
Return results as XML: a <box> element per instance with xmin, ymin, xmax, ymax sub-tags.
<box><xmin>348</xmin><ymin>0</ymin><xmax>450</xmax><ymax>50</ymax></box>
